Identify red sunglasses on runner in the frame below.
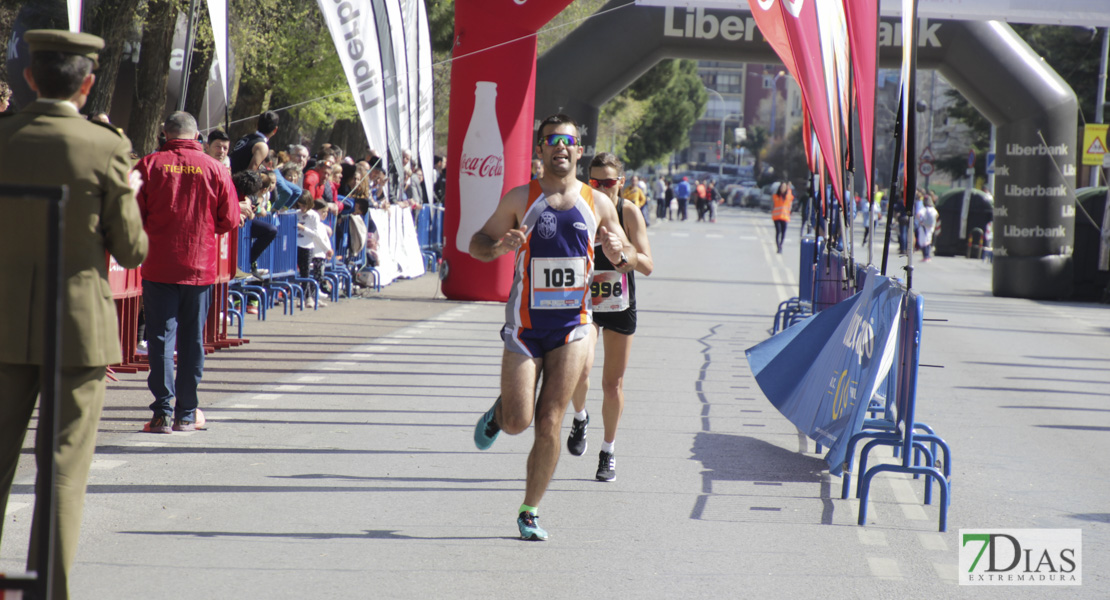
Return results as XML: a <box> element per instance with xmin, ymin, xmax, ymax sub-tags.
<box><xmin>589</xmin><ymin>178</ymin><xmax>621</xmax><ymax>189</ymax></box>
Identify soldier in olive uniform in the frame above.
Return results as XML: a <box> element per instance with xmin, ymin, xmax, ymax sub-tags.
<box><xmin>0</xmin><ymin>30</ymin><xmax>148</xmax><ymax>599</ymax></box>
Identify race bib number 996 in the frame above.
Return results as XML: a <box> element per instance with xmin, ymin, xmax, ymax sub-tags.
<box><xmin>590</xmin><ymin>270</ymin><xmax>629</xmax><ymax>313</ymax></box>
<box><xmin>531</xmin><ymin>257</ymin><xmax>588</xmax><ymax>309</ymax></box>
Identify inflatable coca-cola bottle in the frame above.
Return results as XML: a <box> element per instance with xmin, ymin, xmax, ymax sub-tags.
<box><xmin>456</xmin><ymin>81</ymin><xmax>505</xmax><ymax>253</ymax></box>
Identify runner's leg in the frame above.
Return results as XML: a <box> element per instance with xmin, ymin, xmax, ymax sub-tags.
<box><xmin>524</xmin><ymin>337</ymin><xmax>589</xmax><ymax>507</ymax></box>
<box><xmin>569</xmin><ymin>325</ymin><xmax>599</xmax><ymax>415</ymax></box>
<box><xmin>497</xmin><ymin>349</ymin><xmax>541</xmax><ymax>435</ymax></box>
<box><xmin>600</xmin><ymin>329</ymin><xmax>634</xmax><ymax>444</ymax></box>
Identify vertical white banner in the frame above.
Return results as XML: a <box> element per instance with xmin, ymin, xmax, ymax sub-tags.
<box><xmin>384</xmin><ymin>0</ymin><xmax>411</xmax><ymax>158</ymax></box>
<box><xmin>68</xmin><ymin>0</ymin><xmax>82</xmax><ymax>31</ymax></box>
<box><xmin>416</xmin><ymin>0</ymin><xmax>435</xmax><ymax>205</ymax></box>
<box><xmin>316</xmin><ymin>0</ymin><xmax>389</xmax><ymax>178</ymax></box>
<box><xmin>205</xmin><ymin>0</ymin><xmax>227</xmax><ymax>102</ymax></box>
<box><xmin>403</xmin><ymin>0</ymin><xmax>421</xmax><ymax>171</ymax></box>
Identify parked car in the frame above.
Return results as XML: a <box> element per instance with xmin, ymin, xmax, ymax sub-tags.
<box><xmin>757</xmin><ymin>183</ymin><xmax>778</xmax><ymax>211</ymax></box>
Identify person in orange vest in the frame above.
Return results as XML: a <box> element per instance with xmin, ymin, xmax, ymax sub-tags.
<box><xmin>771</xmin><ymin>181</ymin><xmax>794</xmax><ymax>254</ymax></box>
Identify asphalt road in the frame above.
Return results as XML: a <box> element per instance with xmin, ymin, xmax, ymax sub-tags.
<box><xmin>2</xmin><ymin>205</ymin><xmax>1108</xmax><ymax>599</ymax></box>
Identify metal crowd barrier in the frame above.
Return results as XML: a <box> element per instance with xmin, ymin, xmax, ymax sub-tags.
<box><xmin>0</xmin><ymin>184</ymin><xmax>67</xmax><ymax>599</ymax></box>
<box><xmin>107</xmin><ymin>253</ymin><xmax>148</xmax><ymax>373</ymax></box>
<box><xmin>843</xmin><ymin>288</ymin><xmax>953</xmax><ymax>532</ymax></box>
<box><xmin>205</xmin><ymin>231</ymin><xmax>247</xmax><ymax>349</ymax></box>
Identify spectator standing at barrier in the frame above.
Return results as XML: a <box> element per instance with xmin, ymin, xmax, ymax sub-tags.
<box><xmin>566</xmin><ymin>152</ymin><xmax>653</xmax><ymax>482</ymax></box>
<box><xmin>230</xmin><ymin>111</ymin><xmax>278</xmax><ymax>174</ymax></box>
<box><xmin>916</xmin><ymin>195</ymin><xmax>939</xmax><ymax>263</ymax></box>
<box><xmin>893</xmin><ymin>195</ymin><xmax>909</xmax><ymax>254</ymax></box>
<box><xmin>304</xmin><ymin>146</ymin><xmax>340</xmax><ymax>213</ymax></box>
<box><xmin>289</xmin><ymin>144</ymin><xmax>310</xmax><ymax>184</ymax></box>
<box><xmin>204</xmin><ymin>129</ymin><xmax>231</xmax><ymax>169</ymax></box>
<box><xmin>233</xmin><ymin>168</ymin><xmax>275</xmax><ymax>290</ymax></box>
<box><xmin>470</xmin><ymin>114</ymin><xmax>634</xmax><ymax>541</ymax></box>
<box><xmin>433</xmin><ymin>155</ymin><xmax>446</xmax><ymax>203</ymax></box>
<box><xmin>654</xmin><ymin>175</ymin><xmax>667</xmax><ymax>220</ymax></box>
<box><xmin>621</xmin><ymin>176</ymin><xmax>646</xmax><ymax>224</ymax></box>
<box><xmin>295</xmin><ymin>192</ymin><xmax>334</xmax><ymax>307</ymax></box>
<box><xmin>772</xmin><ymin>182</ymin><xmax>793</xmax><ymax>254</ymax></box>
<box><xmin>707</xmin><ymin>180</ymin><xmax>719</xmax><ymax>223</ymax></box>
<box><xmin>0</xmin><ymin>30</ymin><xmax>148</xmax><ymax>599</ymax></box>
<box><xmin>135</xmin><ymin>111</ymin><xmax>237</xmax><ymax>434</ymax></box>
<box><xmin>675</xmin><ymin>176</ymin><xmax>691</xmax><ymax>221</ymax></box>
<box><xmin>695</xmin><ymin>179</ymin><xmax>708</xmax><ymax>221</ymax></box>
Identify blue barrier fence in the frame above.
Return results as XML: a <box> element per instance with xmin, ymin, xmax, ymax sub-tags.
<box><xmin>758</xmin><ymin>239</ymin><xmax>953</xmax><ymax>531</ymax></box>
<box><xmin>227</xmin><ymin>205</ymin><xmax>442</xmax><ymax>328</ymax></box>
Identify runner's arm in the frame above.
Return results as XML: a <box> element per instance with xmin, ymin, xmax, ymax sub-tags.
<box><xmin>593</xmin><ymin>189</ymin><xmax>637</xmax><ymax>273</ymax></box>
<box><xmin>470</xmin><ymin>186</ymin><xmax>527</xmax><ymax>262</ymax></box>
<box><xmin>622</xmin><ymin>199</ymin><xmax>653</xmax><ymax>276</ymax></box>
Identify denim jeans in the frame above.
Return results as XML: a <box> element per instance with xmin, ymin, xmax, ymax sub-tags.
<box><xmin>143</xmin><ymin>281</ymin><xmax>211</xmax><ymax>422</ymax></box>
<box><xmin>249</xmin><ymin>218</ymin><xmax>278</xmax><ymax>264</ymax></box>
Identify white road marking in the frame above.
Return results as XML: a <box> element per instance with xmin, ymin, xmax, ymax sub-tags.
<box><xmin>889</xmin><ymin>478</ymin><xmax>930</xmax><ymax>521</ymax></box>
<box><xmin>671</xmin><ymin>232</ymin><xmax>690</xmax><ymax>237</ymax></box>
<box><xmin>867</xmin><ymin>556</ymin><xmax>902</xmax><ymax>579</ymax></box>
<box><xmin>918</xmin><ymin>533</ymin><xmax>948</xmax><ymax>552</ymax></box>
<box><xmin>250</xmin><ymin>394</ymin><xmax>281</xmax><ymax>401</ymax></box>
<box><xmin>89</xmin><ymin>460</ymin><xmax>126</xmax><ymax>470</ymax></box>
<box><xmin>297</xmin><ymin>375</ymin><xmax>325</xmax><ymax>382</ymax></box>
<box><xmin>274</xmin><ymin>385</ymin><xmax>304</xmax><ymax>391</ymax></box>
<box><xmin>857</xmin><ymin>529</ymin><xmax>889</xmax><ymax>547</ymax></box>
<box><xmin>933</xmin><ymin>562</ymin><xmax>958</xmax><ymax>582</ymax></box>
<box><xmin>228</xmin><ymin>404</ymin><xmax>260</xmax><ymax>409</ymax></box>
<box><xmin>706</xmin><ymin>233</ymin><xmax>724</xmax><ymax>239</ymax></box>
<box><xmin>5</xmin><ymin>501</ymin><xmax>30</xmax><ymax>516</ymax></box>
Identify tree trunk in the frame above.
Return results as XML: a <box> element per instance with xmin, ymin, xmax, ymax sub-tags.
<box><xmin>127</xmin><ymin>0</ymin><xmax>179</xmax><ymax>155</ymax></box>
<box><xmin>228</xmin><ymin>75</ymin><xmax>266</xmax><ymax>141</ymax></box>
<box><xmin>183</xmin><ymin>17</ymin><xmax>214</xmax><ymax>121</ymax></box>
<box><xmin>85</xmin><ymin>0</ymin><xmax>143</xmax><ymax>117</ymax></box>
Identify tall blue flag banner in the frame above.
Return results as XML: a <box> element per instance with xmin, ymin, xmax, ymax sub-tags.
<box><xmin>746</xmin><ymin>269</ymin><xmax>902</xmax><ymax>475</ymax></box>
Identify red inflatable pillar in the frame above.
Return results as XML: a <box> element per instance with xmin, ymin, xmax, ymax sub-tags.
<box><xmin>442</xmin><ymin>0</ymin><xmax>573</xmax><ymax>301</ymax></box>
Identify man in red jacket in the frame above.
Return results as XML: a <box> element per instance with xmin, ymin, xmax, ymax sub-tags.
<box><xmin>135</xmin><ymin>111</ymin><xmax>238</xmax><ymax>433</ymax></box>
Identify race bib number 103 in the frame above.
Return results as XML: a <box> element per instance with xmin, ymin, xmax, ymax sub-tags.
<box><xmin>531</xmin><ymin>257</ymin><xmax>588</xmax><ymax>309</ymax></box>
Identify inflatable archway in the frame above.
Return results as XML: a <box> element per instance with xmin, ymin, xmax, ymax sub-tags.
<box><xmin>535</xmin><ymin>4</ymin><xmax>1077</xmax><ymax>300</ymax></box>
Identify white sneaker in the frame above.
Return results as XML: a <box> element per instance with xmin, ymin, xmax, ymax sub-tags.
<box><xmin>135</xmin><ymin>340</ymin><xmax>148</xmax><ymax>355</ymax></box>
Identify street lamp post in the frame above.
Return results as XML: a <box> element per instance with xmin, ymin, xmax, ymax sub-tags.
<box><xmin>704</xmin><ymin>86</ymin><xmax>742</xmax><ymax>179</ymax></box>
<box><xmin>718</xmin><ymin>113</ymin><xmax>740</xmax><ymax>179</ymax></box>
<box><xmin>769</xmin><ymin>71</ymin><xmax>786</xmax><ymax>139</ymax></box>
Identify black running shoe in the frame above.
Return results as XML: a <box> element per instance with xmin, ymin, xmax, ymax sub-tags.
<box><xmin>567</xmin><ymin>412</ymin><xmax>588</xmax><ymax>456</ymax></box>
<box><xmin>596</xmin><ymin>450</ymin><xmax>615</xmax><ymax>481</ymax></box>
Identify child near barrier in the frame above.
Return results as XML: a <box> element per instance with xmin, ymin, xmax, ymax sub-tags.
<box><xmin>295</xmin><ymin>191</ymin><xmax>333</xmax><ymax>307</ymax></box>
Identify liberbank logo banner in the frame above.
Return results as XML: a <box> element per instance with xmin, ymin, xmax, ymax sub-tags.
<box><xmin>960</xmin><ymin>529</ymin><xmax>1082</xmax><ymax>585</ymax></box>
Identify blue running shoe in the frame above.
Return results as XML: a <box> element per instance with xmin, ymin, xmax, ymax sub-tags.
<box><xmin>517</xmin><ymin>511</ymin><xmax>548</xmax><ymax>541</ymax></box>
<box><xmin>474</xmin><ymin>398</ymin><xmax>501</xmax><ymax>450</ymax></box>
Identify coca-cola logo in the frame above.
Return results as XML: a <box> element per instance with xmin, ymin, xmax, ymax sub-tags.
<box><xmin>460</xmin><ymin>153</ymin><xmax>504</xmax><ymax>178</ymax></box>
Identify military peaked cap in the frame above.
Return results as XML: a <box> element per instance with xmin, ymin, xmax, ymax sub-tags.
<box><xmin>24</xmin><ymin>29</ymin><xmax>104</xmax><ymax>69</ymax></box>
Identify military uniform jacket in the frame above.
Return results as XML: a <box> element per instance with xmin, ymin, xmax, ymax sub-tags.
<box><xmin>0</xmin><ymin>100</ymin><xmax>148</xmax><ymax>367</ymax></box>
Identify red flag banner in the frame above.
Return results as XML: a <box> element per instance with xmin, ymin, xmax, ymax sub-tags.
<box><xmin>750</xmin><ymin>0</ymin><xmax>845</xmax><ymax>203</ymax></box>
<box><xmin>816</xmin><ymin>0</ymin><xmax>850</xmax><ymax>174</ymax></box>
<box><xmin>843</xmin><ymin>0</ymin><xmax>879</xmax><ymax>197</ymax></box>
<box><xmin>779</xmin><ymin>0</ymin><xmax>844</xmax><ymax>204</ymax></box>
